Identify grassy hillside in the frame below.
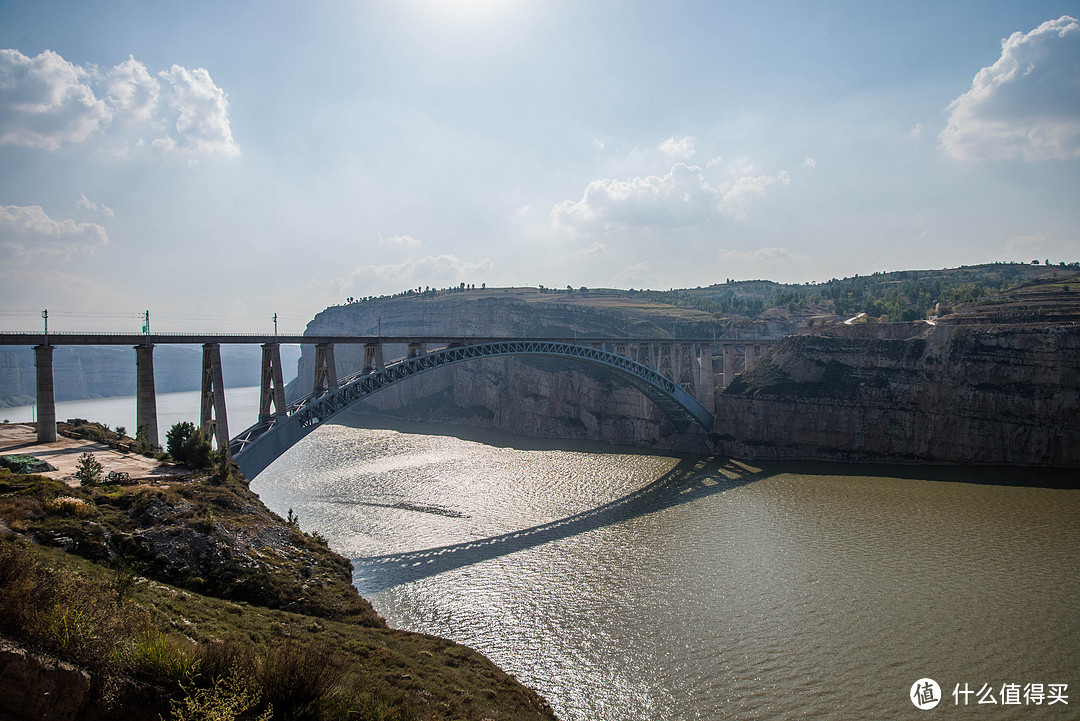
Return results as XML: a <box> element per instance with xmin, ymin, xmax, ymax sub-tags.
<box><xmin>0</xmin><ymin>463</ymin><xmax>556</xmax><ymax>721</ymax></box>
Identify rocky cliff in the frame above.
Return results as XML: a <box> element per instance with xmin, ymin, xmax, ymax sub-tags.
<box><xmin>714</xmin><ymin>323</ymin><xmax>1080</xmax><ymax>467</ymax></box>
<box><xmin>291</xmin><ymin>286</ymin><xmax>1078</xmax><ymax>467</ymax></box>
<box><xmin>288</xmin><ymin>290</ymin><xmax>790</xmax><ymax>452</ymax></box>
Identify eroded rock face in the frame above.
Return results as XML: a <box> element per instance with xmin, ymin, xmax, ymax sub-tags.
<box><xmin>292</xmin><ymin>294</ymin><xmax>1077</xmax><ymax>467</ymax></box>
<box><xmin>714</xmin><ymin>325</ymin><xmax>1080</xmax><ymax>467</ymax></box>
<box><xmin>288</xmin><ymin>294</ymin><xmax>746</xmax><ymax>452</ymax></box>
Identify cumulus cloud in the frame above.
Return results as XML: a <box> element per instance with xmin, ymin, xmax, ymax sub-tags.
<box><xmin>104</xmin><ymin>55</ymin><xmax>159</xmax><ymax>122</ymax></box>
<box><xmin>0</xmin><ymin>204</ymin><xmax>108</xmax><ymax>259</ymax></box>
<box><xmin>0</xmin><ymin>49</ymin><xmax>111</xmax><ymax>149</ymax></box>
<box><xmin>156</xmin><ymin>65</ymin><xmax>239</xmax><ymax>158</ymax></box>
<box><xmin>551</xmin><ymin>160</ymin><xmax>791</xmax><ymax>233</ymax></box>
<box><xmin>337</xmin><ymin>254</ymin><xmax>493</xmax><ymax>290</ymax></box>
<box><xmin>0</xmin><ymin>48</ymin><xmax>238</xmax><ymax>158</ymax></box>
<box><xmin>940</xmin><ymin>16</ymin><xmax>1080</xmax><ymax>161</ymax></box>
<box><xmin>658</xmin><ymin>135</ymin><xmax>695</xmax><ymax>158</ymax></box>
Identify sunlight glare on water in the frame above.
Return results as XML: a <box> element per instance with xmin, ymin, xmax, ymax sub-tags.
<box><xmin>251</xmin><ymin>417</ymin><xmax>1080</xmax><ymax>720</ymax></box>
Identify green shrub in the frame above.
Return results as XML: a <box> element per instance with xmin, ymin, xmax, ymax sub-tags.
<box><xmin>169</xmin><ymin>673</ymin><xmax>271</xmax><ymax>721</ymax></box>
<box><xmin>75</xmin><ymin>452</ymin><xmax>103</xmax><ymax>487</ymax></box>
<box><xmin>167</xmin><ymin>422</ymin><xmax>214</xmax><ymax>469</ymax></box>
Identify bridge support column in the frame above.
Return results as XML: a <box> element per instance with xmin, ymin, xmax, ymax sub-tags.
<box><xmin>200</xmin><ymin>344</ymin><xmax>229</xmax><ymax>451</ymax></box>
<box><xmin>363</xmin><ymin>343</ymin><xmax>384</xmax><ymax>372</ymax></box>
<box><xmin>313</xmin><ymin>343</ymin><xmax>338</xmax><ymax>394</ymax></box>
<box><xmin>698</xmin><ymin>343</ymin><xmax>715</xmax><ymax>413</ymax></box>
<box><xmin>135</xmin><ymin>344</ymin><xmax>158</xmax><ymax>450</ymax></box>
<box><xmin>722</xmin><ymin>343</ymin><xmax>737</xmax><ymax>389</ymax></box>
<box><xmin>34</xmin><ymin>345</ymin><xmax>56</xmax><ymax>443</ymax></box>
<box><xmin>678</xmin><ymin>343</ymin><xmax>696</xmax><ymax>394</ymax></box>
<box><xmin>407</xmin><ymin>342</ymin><xmax>425</xmax><ymax>358</ymax></box>
<box><xmin>259</xmin><ymin>343</ymin><xmax>287</xmax><ymax>423</ymax></box>
<box><xmin>657</xmin><ymin>344</ymin><xmax>673</xmax><ymax>380</ymax></box>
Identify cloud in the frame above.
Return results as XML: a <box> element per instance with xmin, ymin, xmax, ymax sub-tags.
<box><xmin>940</xmin><ymin>15</ymin><xmax>1080</xmax><ymax>161</ymax></box>
<box><xmin>803</xmin><ymin>156</ymin><xmax>816</xmax><ymax>168</ymax></box>
<box><xmin>551</xmin><ymin>160</ymin><xmax>791</xmax><ymax>234</ymax></box>
<box><xmin>0</xmin><ymin>204</ymin><xmax>109</xmax><ymax>259</ymax></box>
<box><xmin>1006</xmin><ymin>231</ymin><xmax>1049</xmax><ymax>253</ymax></box>
<box><xmin>717</xmin><ymin>246</ymin><xmax>800</xmax><ymax>264</ymax></box>
<box><xmin>337</xmin><ymin>254</ymin><xmax>493</xmax><ymax>290</ymax></box>
<box><xmin>0</xmin><ymin>49</ymin><xmax>111</xmax><ymax>149</ymax></box>
<box><xmin>613</xmin><ymin>262</ymin><xmax>650</xmax><ymax>284</ymax></box>
<box><xmin>378</xmin><ymin>233</ymin><xmax>423</xmax><ymax>247</ymax></box>
<box><xmin>0</xmin><ymin>48</ymin><xmax>238</xmax><ymax>158</ymax></box>
<box><xmin>104</xmin><ymin>55</ymin><xmax>159</xmax><ymax>122</ymax></box>
<box><xmin>658</xmin><ymin>135</ymin><xmax>695</xmax><ymax>158</ymax></box>
<box><xmin>75</xmin><ymin>194</ymin><xmax>115</xmax><ymax>218</ymax></box>
<box><xmin>156</xmin><ymin>65</ymin><xmax>239</xmax><ymax>158</ymax></box>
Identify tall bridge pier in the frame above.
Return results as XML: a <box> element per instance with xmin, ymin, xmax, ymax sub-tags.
<box><xmin>135</xmin><ymin>344</ymin><xmax>159</xmax><ymax>449</ymax></box>
<box><xmin>34</xmin><ymin>345</ymin><xmax>56</xmax><ymax>443</ymax></box>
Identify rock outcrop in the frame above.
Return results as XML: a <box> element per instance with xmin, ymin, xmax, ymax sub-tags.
<box><xmin>288</xmin><ymin>291</ymin><xmax>787</xmax><ymax>452</ymax></box>
<box><xmin>714</xmin><ymin>323</ymin><xmax>1080</xmax><ymax>467</ymax></box>
<box><xmin>292</xmin><ymin>289</ymin><xmax>1078</xmax><ymax>467</ymax></box>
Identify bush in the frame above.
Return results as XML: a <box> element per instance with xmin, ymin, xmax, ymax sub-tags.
<box><xmin>167</xmin><ymin>422</ymin><xmax>196</xmax><ymax>463</ymax></box>
<box><xmin>75</xmin><ymin>452</ymin><xmax>103</xmax><ymax>487</ymax></box>
<box><xmin>167</xmin><ymin>422</ymin><xmax>214</xmax><ymax>469</ymax></box>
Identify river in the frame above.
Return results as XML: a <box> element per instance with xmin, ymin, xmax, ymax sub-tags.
<box><xmin>8</xmin><ymin>391</ymin><xmax>1076</xmax><ymax>718</ymax></box>
<box><xmin>249</xmin><ymin>412</ymin><xmax>1079</xmax><ymax>720</ymax></box>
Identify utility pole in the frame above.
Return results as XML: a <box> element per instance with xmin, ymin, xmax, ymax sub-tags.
<box><xmin>142</xmin><ymin>310</ymin><xmax>150</xmax><ymax>336</ymax></box>
<box><xmin>41</xmin><ymin>309</ymin><xmax>48</xmax><ymax>344</ymax></box>
<box><xmin>273</xmin><ymin>312</ymin><xmax>278</xmax><ymax>339</ymax></box>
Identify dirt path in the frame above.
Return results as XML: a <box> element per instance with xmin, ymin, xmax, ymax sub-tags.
<box><xmin>0</xmin><ymin>423</ymin><xmax>184</xmax><ymax>488</ymax></box>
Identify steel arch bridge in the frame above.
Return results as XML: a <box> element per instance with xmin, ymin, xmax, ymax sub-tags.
<box><xmin>229</xmin><ymin>340</ymin><xmax>714</xmax><ymax>479</ymax></box>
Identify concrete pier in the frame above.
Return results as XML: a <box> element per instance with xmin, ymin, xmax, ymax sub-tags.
<box><xmin>200</xmin><ymin>343</ymin><xmax>229</xmax><ymax>450</ymax></box>
<box><xmin>259</xmin><ymin>343</ymin><xmax>287</xmax><ymax>422</ymax></box>
<box><xmin>135</xmin><ymin>344</ymin><xmax>158</xmax><ymax>450</ymax></box>
<box><xmin>698</xmin><ymin>343</ymin><xmax>715</xmax><ymax>413</ymax></box>
<box><xmin>722</xmin><ymin>343</ymin><xmax>737</xmax><ymax>388</ymax></box>
<box><xmin>363</xmin><ymin>343</ymin><xmax>384</xmax><ymax>372</ymax></box>
<box><xmin>34</xmin><ymin>345</ymin><xmax>56</xmax><ymax>443</ymax></box>
<box><xmin>313</xmin><ymin>343</ymin><xmax>338</xmax><ymax>393</ymax></box>
<box><xmin>744</xmin><ymin>344</ymin><xmax>757</xmax><ymax>371</ymax></box>
<box><xmin>407</xmin><ymin>342</ymin><xmax>425</xmax><ymax>358</ymax></box>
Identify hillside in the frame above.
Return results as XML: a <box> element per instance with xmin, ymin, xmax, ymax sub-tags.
<box><xmin>0</xmin><ymin>426</ymin><xmax>556</xmax><ymax>720</ymax></box>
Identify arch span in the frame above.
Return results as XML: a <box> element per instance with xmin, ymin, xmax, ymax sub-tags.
<box><xmin>230</xmin><ymin>340</ymin><xmax>714</xmax><ymax>479</ymax></box>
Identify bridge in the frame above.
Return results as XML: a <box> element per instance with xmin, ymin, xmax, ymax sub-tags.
<box><xmin>0</xmin><ymin>332</ymin><xmax>776</xmax><ymax>479</ymax></box>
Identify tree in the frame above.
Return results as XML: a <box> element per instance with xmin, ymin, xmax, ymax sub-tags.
<box><xmin>75</xmin><ymin>452</ymin><xmax>103</xmax><ymax>486</ymax></box>
<box><xmin>166</xmin><ymin>421</ymin><xmax>214</xmax><ymax>469</ymax></box>
<box><xmin>167</xmin><ymin>421</ymin><xmax>196</xmax><ymax>462</ymax></box>
<box><xmin>185</xmin><ymin>429</ymin><xmax>214</xmax><ymax>469</ymax></box>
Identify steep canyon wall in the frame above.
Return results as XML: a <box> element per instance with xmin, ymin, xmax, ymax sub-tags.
<box><xmin>714</xmin><ymin>324</ymin><xmax>1080</xmax><ymax>467</ymax></box>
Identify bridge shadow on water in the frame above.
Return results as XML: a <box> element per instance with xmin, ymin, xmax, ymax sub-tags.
<box><xmin>351</xmin><ymin>456</ymin><xmax>769</xmax><ymax>594</ymax></box>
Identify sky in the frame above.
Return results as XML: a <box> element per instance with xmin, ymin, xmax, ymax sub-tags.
<box><xmin>1</xmin><ymin>0</ymin><xmax>1078</xmax><ymax>333</ymax></box>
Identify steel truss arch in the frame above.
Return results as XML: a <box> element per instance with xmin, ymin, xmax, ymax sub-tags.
<box><xmin>230</xmin><ymin>341</ymin><xmax>713</xmax><ymax>478</ymax></box>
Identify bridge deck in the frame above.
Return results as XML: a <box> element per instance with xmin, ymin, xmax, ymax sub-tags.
<box><xmin>0</xmin><ymin>333</ymin><xmax>765</xmax><ymax>346</ymax></box>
